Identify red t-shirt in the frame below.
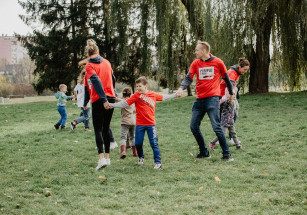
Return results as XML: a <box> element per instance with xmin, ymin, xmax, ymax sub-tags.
<box><xmin>84</xmin><ymin>59</ymin><xmax>116</xmax><ymax>103</ymax></box>
<box><xmin>188</xmin><ymin>56</ymin><xmax>227</xmax><ymax>99</ymax></box>
<box><xmin>126</xmin><ymin>91</ymin><xmax>163</xmax><ymax>126</ymax></box>
<box><xmin>220</xmin><ymin>68</ymin><xmax>240</xmax><ymax>97</ymax></box>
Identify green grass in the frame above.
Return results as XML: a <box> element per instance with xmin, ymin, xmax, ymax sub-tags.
<box><xmin>0</xmin><ymin>92</ymin><xmax>306</xmax><ymax>214</ymax></box>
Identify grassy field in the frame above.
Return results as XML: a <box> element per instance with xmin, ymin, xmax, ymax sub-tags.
<box><xmin>0</xmin><ymin>92</ymin><xmax>306</xmax><ymax>215</ymax></box>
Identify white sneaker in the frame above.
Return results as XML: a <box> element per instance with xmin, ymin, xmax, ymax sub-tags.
<box><xmin>216</xmin><ymin>141</ymin><xmax>220</xmax><ymax>145</ymax></box>
<box><xmin>110</xmin><ymin>141</ymin><xmax>118</xmax><ymax>149</ymax></box>
<box><xmin>95</xmin><ymin>158</ymin><xmax>107</xmax><ymax>170</ymax></box>
<box><xmin>229</xmin><ymin>139</ymin><xmax>235</xmax><ymax>145</ymax></box>
<box><xmin>138</xmin><ymin>158</ymin><xmax>144</xmax><ymax>165</ymax></box>
<box><xmin>154</xmin><ymin>163</ymin><xmax>162</xmax><ymax>169</ymax></box>
<box><xmin>106</xmin><ymin>159</ymin><xmax>110</xmax><ymax>166</ymax></box>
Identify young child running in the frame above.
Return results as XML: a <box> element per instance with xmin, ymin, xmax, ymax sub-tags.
<box><xmin>209</xmin><ymin>86</ymin><xmax>242</xmax><ymax>150</ymax></box>
<box><xmin>54</xmin><ymin>84</ymin><xmax>73</xmax><ymax>129</ymax></box>
<box><xmin>70</xmin><ymin>71</ymin><xmax>91</xmax><ymax>131</ymax></box>
<box><xmin>108</xmin><ymin>77</ymin><xmax>178</xmax><ymax>169</ymax></box>
<box><xmin>118</xmin><ymin>87</ymin><xmax>137</xmax><ymax>159</ymax></box>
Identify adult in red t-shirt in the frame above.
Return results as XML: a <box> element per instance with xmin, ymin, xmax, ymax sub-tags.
<box><xmin>220</xmin><ymin>58</ymin><xmax>250</xmax><ymax>97</ymax></box>
<box><xmin>177</xmin><ymin>41</ymin><xmax>234</xmax><ymax>161</ymax></box>
<box><xmin>82</xmin><ymin>39</ymin><xmax>117</xmax><ymax>170</ymax></box>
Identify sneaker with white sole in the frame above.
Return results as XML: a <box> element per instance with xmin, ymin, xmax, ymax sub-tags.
<box><xmin>106</xmin><ymin>158</ymin><xmax>110</xmax><ymax>166</ymax></box>
<box><xmin>138</xmin><ymin>157</ymin><xmax>144</xmax><ymax>165</ymax></box>
<box><xmin>110</xmin><ymin>141</ymin><xmax>118</xmax><ymax>149</ymax></box>
<box><xmin>70</xmin><ymin>122</ymin><xmax>76</xmax><ymax>131</ymax></box>
<box><xmin>95</xmin><ymin>158</ymin><xmax>107</xmax><ymax>170</ymax></box>
<box><xmin>229</xmin><ymin>139</ymin><xmax>235</xmax><ymax>145</ymax></box>
<box><xmin>154</xmin><ymin>163</ymin><xmax>162</xmax><ymax>169</ymax></box>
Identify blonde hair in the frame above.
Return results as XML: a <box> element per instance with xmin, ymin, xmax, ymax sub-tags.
<box><xmin>197</xmin><ymin>40</ymin><xmax>210</xmax><ymax>53</ymax></box>
<box><xmin>85</xmin><ymin>39</ymin><xmax>99</xmax><ymax>56</ymax></box>
<box><xmin>59</xmin><ymin>84</ymin><xmax>67</xmax><ymax>90</ymax></box>
<box><xmin>135</xmin><ymin>76</ymin><xmax>148</xmax><ymax>85</ymax></box>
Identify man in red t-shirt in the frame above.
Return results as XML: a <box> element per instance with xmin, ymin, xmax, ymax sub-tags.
<box><xmin>177</xmin><ymin>41</ymin><xmax>234</xmax><ymax>161</ymax></box>
<box><xmin>109</xmin><ymin>77</ymin><xmax>177</xmax><ymax>169</ymax></box>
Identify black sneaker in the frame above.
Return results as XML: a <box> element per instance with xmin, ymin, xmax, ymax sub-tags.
<box><xmin>196</xmin><ymin>153</ymin><xmax>211</xmax><ymax>159</ymax></box>
<box><xmin>54</xmin><ymin>123</ymin><xmax>60</xmax><ymax>130</ymax></box>
<box><xmin>70</xmin><ymin>122</ymin><xmax>76</xmax><ymax>131</ymax></box>
<box><xmin>61</xmin><ymin>126</ymin><xmax>65</xmax><ymax>130</ymax></box>
<box><xmin>221</xmin><ymin>156</ymin><xmax>234</xmax><ymax>162</ymax></box>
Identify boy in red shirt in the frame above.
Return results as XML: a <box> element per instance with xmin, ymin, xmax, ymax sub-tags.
<box><xmin>109</xmin><ymin>77</ymin><xmax>177</xmax><ymax>169</ymax></box>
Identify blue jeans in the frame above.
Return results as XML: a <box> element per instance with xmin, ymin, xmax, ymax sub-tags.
<box><xmin>57</xmin><ymin>106</ymin><xmax>67</xmax><ymax>127</ymax></box>
<box><xmin>75</xmin><ymin>107</ymin><xmax>91</xmax><ymax>128</ymax></box>
<box><xmin>190</xmin><ymin>96</ymin><xmax>230</xmax><ymax>157</ymax></box>
<box><xmin>135</xmin><ymin>125</ymin><xmax>161</xmax><ymax>164</ymax></box>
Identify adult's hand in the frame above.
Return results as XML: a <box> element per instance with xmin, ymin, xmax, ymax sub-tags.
<box><xmin>176</xmin><ymin>88</ymin><xmax>183</xmax><ymax>97</ymax></box>
<box><xmin>104</xmin><ymin>101</ymin><xmax>111</xmax><ymax>110</ymax></box>
<box><xmin>83</xmin><ymin>106</ymin><xmax>88</xmax><ymax>110</ymax></box>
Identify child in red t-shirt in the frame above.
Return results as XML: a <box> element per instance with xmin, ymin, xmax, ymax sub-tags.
<box><xmin>109</xmin><ymin>77</ymin><xmax>177</xmax><ymax>169</ymax></box>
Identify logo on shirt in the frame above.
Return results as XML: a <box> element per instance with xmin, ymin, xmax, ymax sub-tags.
<box><xmin>199</xmin><ymin>67</ymin><xmax>215</xmax><ymax>80</ymax></box>
<box><xmin>139</xmin><ymin>94</ymin><xmax>155</xmax><ymax>108</ymax></box>
<box><xmin>87</xmin><ymin>79</ymin><xmax>92</xmax><ymax>89</ymax></box>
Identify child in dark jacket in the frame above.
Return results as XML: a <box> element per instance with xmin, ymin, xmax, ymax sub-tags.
<box><xmin>210</xmin><ymin>87</ymin><xmax>242</xmax><ymax>150</ymax></box>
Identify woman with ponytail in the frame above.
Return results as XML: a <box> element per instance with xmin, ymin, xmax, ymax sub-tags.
<box><xmin>83</xmin><ymin>39</ymin><xmax>117</xmax><ymax>170</ymax></box>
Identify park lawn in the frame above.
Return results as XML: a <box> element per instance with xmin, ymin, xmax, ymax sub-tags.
<box><xmin>0</xmin><ymin>92</ymin><xmax>306</xmax><ymax>215</ymax></box>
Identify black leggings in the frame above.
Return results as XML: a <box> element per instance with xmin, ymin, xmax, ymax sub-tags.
<box><xmin>92</xmin><ymin>97</ymin><xmax>115</xmax><ymax>154</ymax></box>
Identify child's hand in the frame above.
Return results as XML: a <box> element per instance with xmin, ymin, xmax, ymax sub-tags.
<box><xmin>228</xmin><ymin>95</ymin><xmax>234</xmax><ymax>103</ymax></box>
<box><xmin>176</xmin><ymin>88</ymin><xmax>183</xmax><ymax>97</ymax></box>
<box><xmin>104</xmin><ymin>101</ymin><xmax>111</xmax><ymax>110</ymax></box>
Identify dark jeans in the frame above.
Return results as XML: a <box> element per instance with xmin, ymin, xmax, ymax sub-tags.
<box><xmin>190</xmin><ymin>96</ymin><xmax>230</xmax><ymax>157</ymax></box>
<box><xmin>92</xmin><ymin>97</ymin><xmax>115</xmax><ymax>154</ymax></box>
<box><xmin>135</xmin><ymin>125</ymin><xmax>161</xmax><ymax>164</ymax></box>
<box><xmin>57</xmin><ymin>106</ymin><xmax>67</xmax><ymax>127</ymax></box>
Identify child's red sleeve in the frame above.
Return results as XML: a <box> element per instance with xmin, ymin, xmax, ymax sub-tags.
<box><xmin>126</xmin><ymin>92</ymin><xmax>139</xmax><ymax>105</ymax></box>
<box><xmin>155</xmin><ymin>93</ymin><xmax>163</xmax><ymax>102</ymax></box>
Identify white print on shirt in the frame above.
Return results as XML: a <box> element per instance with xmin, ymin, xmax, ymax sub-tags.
<box><xmin>198</xmin><ymin>67</ymin><xmax>215</xmax><ymax>80</ymax></box>
<box><xmin>139</xmin><ymin>94</ymin><xmax>155</xmax><ymax>108</ymax></box>
<box><xmin>87</xmin><ymin>79</ymin><xmax>92</xmax><ymax>90</ymax></box>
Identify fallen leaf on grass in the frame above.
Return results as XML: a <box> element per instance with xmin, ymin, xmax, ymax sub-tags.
<box><xmin>215</xmin><ymin>176</ymin><xmax>221</xmax><ymax>182</ymax></box>
<box><xmin>24</xmin><ymin>169</ymin><xmax>28</xmax><ymax>172</ymax></box>
<box><xmin>189</xmin><ymin>152</ymin><xmax>193</xmax><ymax>156</ymax></box>
<box><xmin>264</xmin><ymin>198</ymin><xmax>270</xmax><ymax>202</ymax></box>
<box><xmin>198</xmin><ymin>186</ymin><xmax>203</xmax><ymax>191</ymax></box>
<box><xmin>284</xmin><ymin>152</ymin><xmax>288</xmax><ymax>155</ymax></box>
<box><xmin>74</xmin><ymin>140</ymin><xmax>78</xmax><ymax>143</ymax></box>
<box><xmin>5</xmin><ymin>120</ymin><xmax>8</xmax><ymax>123</ymax></box>
<box><xmin>74</xmin><ymin>174</ymin><xmax>78</xmax><ymax>177</ymax></box>
<box><xmin>208</xmin><ymin>208</ymin><xmax>212</xmax><ymax>212</ymax></box>
<box><xmin>98</xmin><ymin>176</ymin><xmax>106</xmax><ymax>179</ymax></box>
<box><xmin>263</xmin><ymin>172</ymin><xmax>269</xmax><ymax>176</ymax></box>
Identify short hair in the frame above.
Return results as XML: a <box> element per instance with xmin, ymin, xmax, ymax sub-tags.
<box><xmin>59</xmin><ymin>84</ymin><xmax>67</xmax><ymax>90</ymax></box>
<box><xmin>135</xmin><ymin>76</ymin><xmax>148</xmax><ymax>85</ymax></box>
<box><xmin>238</xmin><ymin>58</ymin><xmax>250</xmax><ymax>67</ymax></box>
<box><xmin>197</xmin><ymin>40</ymin><xmax>210</xmax><ymax>53</ymax></box>
<box><xmin>122</xmin><ymin>87</ymin><xmax>132</xmax><ymax>97</ymax></box>
<box><xmin>85</xmin><ymin>39</ymin><xmax>99</xmax><ymax>56</ymax></box>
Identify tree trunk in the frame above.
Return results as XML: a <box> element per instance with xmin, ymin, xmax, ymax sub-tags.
<box><xmin>249</xmin><ymin>3</ymin><xmax>274</xmax><ymax>94</ymax></box>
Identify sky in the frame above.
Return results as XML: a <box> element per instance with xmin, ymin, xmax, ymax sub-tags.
<box><xmin>0</xmin><ymin>0</ymin><xmax>32</xmax><ymax>36</ymax></box>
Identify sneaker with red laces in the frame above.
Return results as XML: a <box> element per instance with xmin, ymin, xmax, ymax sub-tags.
<box><xmin>209</xmin><ymin>142</ymin><xmax>215</xmax><ymax>150</ymax></box>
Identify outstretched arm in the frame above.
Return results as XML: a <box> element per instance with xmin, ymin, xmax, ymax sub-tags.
<box><xmin>78</xmin><ymin>57</ymin><xmax>90</xmax><ymax>66</ymax></box>
<box><xmin>162</xmin><ymin>93</ymin><xmax>177</xmax><ymax>101</ymax></box>
<box><xmin>109</xmin><ymin>100</ymin><xmax>129</xmax><ymax>109</ymax></box>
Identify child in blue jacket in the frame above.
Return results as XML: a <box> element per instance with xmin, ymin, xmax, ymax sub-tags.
<box><xmin>54</xmin><ymin>84</ymin><xmax>73</xmax><ymax>129</ymax></box>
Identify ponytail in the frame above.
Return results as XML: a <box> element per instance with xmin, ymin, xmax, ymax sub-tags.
<box><xmin>85</xmin><ymin>39</ymin><xmax>99</xmax><ymax>56</ymax></box>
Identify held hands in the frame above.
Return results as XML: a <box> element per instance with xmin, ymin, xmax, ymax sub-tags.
<box><xmin>228</xmin><ymin>95</ymin><xmax>234</xmax><ymax>103</ymax></box>
<box><xmin>83</xmin><ymin>106</ymin><xmax>88</xmax><ymax>110</ymax></box>
<box><xmin>104</xmin><ymin>101</ymin><xmax>111</xmax><ymax>110</ymax></box>
<box><xmin>176</xmin><ymin>88</ymin><xmax>183</xmax><ymax>97</ymax></box>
